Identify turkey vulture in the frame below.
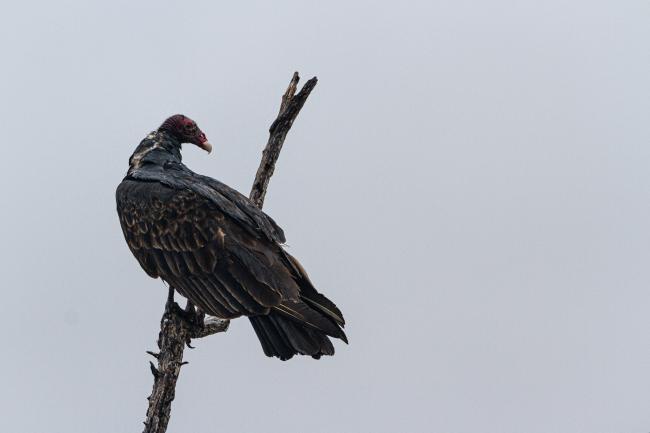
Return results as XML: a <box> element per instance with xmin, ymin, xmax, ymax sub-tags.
<box><xmin>116</xmin><ymin>115</ymin><xmax>347</xmax><ymax>360</ymax></box>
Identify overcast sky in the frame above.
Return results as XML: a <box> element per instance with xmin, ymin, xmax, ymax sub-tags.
<box><xmin>1</xmin><ymin>1</ymin><xmax>649</xmax><ymax>432</ymax></box>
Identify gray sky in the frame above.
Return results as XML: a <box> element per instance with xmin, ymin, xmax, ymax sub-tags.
<box><xmin>1</xmin><ymin>1</ymin><xmax>649</xmax><ymax>432</ymax></box>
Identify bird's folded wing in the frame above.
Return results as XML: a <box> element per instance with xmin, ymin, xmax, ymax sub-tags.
<box><xmin>116</xmin><ymin>180</ymin><xmax>297</xmax><ymax>318</ymax></box>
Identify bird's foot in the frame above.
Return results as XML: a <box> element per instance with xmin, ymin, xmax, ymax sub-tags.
<box><xmin>164</xmin><ymin>286</ymin><xmax>180</xmax><ymax>315</ymax></box>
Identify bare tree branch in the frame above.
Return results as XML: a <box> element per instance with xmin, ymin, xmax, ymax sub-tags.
<box><xmin>250</xmin><ymin>72</ymin><xmax>318</xmax><ymax>208</ymax></box>
<box><xmin>142</xmin><ymin>72</ymin><xmax>317</xmax><ymax>433</ymax></box>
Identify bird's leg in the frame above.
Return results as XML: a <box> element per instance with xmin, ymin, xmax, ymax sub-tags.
<box><xmin>183</xmin><ymin>299</ymin><xmax>197</xmax><ymax>349</ymax></box>
<box><xmin>163</xmin><ymin>288</ymin><xmax>201</xmax><ymax>348</ymax></box>
<box><xmin>184</xmin><ymin>299</ymin><xmax>202</xmax><ymax>325</ymax></box>
<box><xmin>164</xmin><ymin>286</ymin><xmax>177</xmax><ymax>315</ymax></box>
<box><xmin>195</xmin><ymin>307</ymin><xmax>206</xmax><ymax>325</ymax></box>
<box><xmin>185</xmin><ymin>300</ymin><xmax>201</xmax><ymax>325</ymax></box>
<box><xmin>184</xmin><ymin>299</ymin><xmax>195</xmax><ymax>315</ymax></box>
<box><xmin>164</xmin><ymin>286</ymin><xmax>188</xmax><ymax>319</ymax></box>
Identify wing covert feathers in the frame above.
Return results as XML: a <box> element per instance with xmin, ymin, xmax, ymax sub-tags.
<box><xmin>116</xmin><ymin>177</ymin><xmax>346</xmax><ymax>360</ymax></box>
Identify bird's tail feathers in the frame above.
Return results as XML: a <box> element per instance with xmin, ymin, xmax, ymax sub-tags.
<box><xmin>249</xmin><ymin>309</ymin><xmax>346</xmax><ymax>361</ymax></box>
<box><xmin>282</xmin><ymin>251</ymin><xmax>346</xmax><ymax>326</ymax></box>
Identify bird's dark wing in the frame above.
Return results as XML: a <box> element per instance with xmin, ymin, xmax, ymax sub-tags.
<box><xmin>180</xmin><ymin>171</ymin><xmax>344</xmax><ymax>327</ymax></box>
<box><xmin>128</xmin><ymin>163</ymin><xmax>285</xmax><ymax>244</ymax></box>
<box><xmin>117</xmin><ymin>168</ymin><xmax>347</xmax><ymax>358</ymax></box>
<box><xmin>194</xmin><ymin>174</ymin><xmax>286</xmax><ymax>244</ymax></box>
<box><xmin>116</xmin><ymin>178</ymin><xmax>299</xmax><ymax>318</ymax></box>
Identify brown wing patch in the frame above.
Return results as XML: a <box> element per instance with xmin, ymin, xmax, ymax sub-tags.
<box><xmin>116</xmin><ymin>180</ymin><xmax>296</xmax><ymax>319</ymax></box>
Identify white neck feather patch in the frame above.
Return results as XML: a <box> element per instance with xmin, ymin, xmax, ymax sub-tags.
<box><xmin>130</xmin><ymin>132</ymin><xmax>162</xmax><ymax>170</ymax></box>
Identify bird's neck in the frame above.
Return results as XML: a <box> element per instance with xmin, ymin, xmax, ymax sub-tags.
<box><xmin>128</xmin><ymin>130</ymin><xmax>182</xmax><ymax>172</ymax></box>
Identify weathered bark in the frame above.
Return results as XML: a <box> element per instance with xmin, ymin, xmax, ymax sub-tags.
<box><xmin>142</xmin><ymin>72</ymin><xmax>318</xmax><ymax>433</ymax></box>
<box><xmin>143</xmin><ymin>288</ymin><xmax>229</xmax><ymax>433</ymax></box>
<box><xmin>250</xmin><ymin>72</ymin><xmax>318</xmax><ymax>208</ymax></box>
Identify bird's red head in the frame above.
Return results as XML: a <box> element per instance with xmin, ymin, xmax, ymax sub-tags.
<box><xmin>158</xmin><ymin>114</ymin><xmax>212</xmax><ymax>153</ymax></box>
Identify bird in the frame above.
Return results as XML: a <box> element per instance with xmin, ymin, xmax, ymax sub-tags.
<box><xmin>116</xmin><ymin>114</ymin><xmax>347</xmax><ymax>360</ymax></box>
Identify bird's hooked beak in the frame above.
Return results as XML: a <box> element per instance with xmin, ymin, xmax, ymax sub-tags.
<box><xmin>199</xmin><ymin>140</ymin><xmax>213</xmax><ymax>153</ymax></box>
<box><xmin>197</xmin><ymin>131</ymin><xmax>212</xmax><ymax>153</ymax></box>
